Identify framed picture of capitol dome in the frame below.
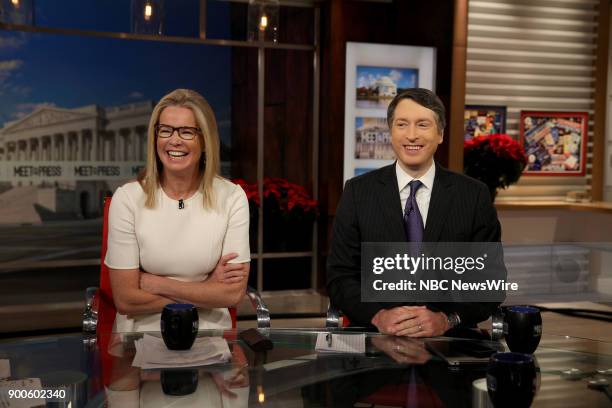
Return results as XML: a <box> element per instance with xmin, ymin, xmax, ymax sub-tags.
<box><xmin>355</xmin><ymin>66</ymin><xmax>418</xmax><ymax>109</ymax></box>
<box><xmin>343</xmin><ymin>42</ymin><xmax>436</xmax><ymax>184</ymax></box>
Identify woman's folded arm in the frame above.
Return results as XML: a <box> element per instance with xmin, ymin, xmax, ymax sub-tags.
<box><xmin>109</xmin><ymin>267</ymin><xmax>175</xmax><ymax>315</ymax></box>
<box><xmin>139</xmin><ymin>262</ymin><xmax>249</xmax><ymax>308</ymax></box>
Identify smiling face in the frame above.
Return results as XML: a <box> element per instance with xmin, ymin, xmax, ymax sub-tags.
<box><xmin>390</xmin><ymin>98</ymin><xmax>443</xmax><ymax>177</ymax></box>
<box><xmin>156</xmin><ymin>105</ymin><xmax>203</xmax><ymax>179</ymax></box>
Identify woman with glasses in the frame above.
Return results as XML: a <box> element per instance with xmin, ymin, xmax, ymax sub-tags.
<box><xmin>104</xmin><ymin>88</ymin><xmax>250</xmax><ymax>332</ymax></box>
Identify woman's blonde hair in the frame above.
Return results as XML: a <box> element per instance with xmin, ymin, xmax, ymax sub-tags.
<box><xmin>139</xmin><ymin>88</ymin><xmax>220</xmax><ymax>209</ymax></box>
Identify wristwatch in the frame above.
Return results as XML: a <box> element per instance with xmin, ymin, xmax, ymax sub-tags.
<box><xmin>446</xmin><ymin>312</ymin><xmax>461</xmax><ymax>330</ymax></box>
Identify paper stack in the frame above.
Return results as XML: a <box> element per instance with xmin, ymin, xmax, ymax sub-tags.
<box><xmin>315</xmin><ymin>333</ymin><xmax>366</xmax><ymax>354</ymax></box>
<box><xmin>132</xmin><ymin>334</ymin><xmax>231</xmax><ymax>369</ymax></box>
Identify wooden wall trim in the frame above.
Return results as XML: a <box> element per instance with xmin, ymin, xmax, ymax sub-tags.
<box><xmin>448</xmin><ymin>0</ymin><xmax>468</xmax><ymax>172</ymax></box>
<box><xmin>592</xmin><ymin>0</ymin><xmax>609</xmax><ymax>201</ymax></box>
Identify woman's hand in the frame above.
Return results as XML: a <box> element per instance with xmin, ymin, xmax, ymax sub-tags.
<box><xmin>227</xmin><ymin>344</ymin><xmax>249</xmax><ymax>388</ymax></box>
<box><xmin>139</xmin><ymin>252</ymin><xmax>248</xmax><ymax>296</ymax></box>
<box><xmin>211</xmin><ymin>371</ymin><xmax>247</xmax><ymax>399</ymax></box>
<box><xmin>210</xmin><ymin>253</ymin><xmax>249</xmax><ymax>284</ymax></box>
<box><xmin>135</xmin><ymin>255</ymin><xmax>249</xmax><ymax>308</ymax></box>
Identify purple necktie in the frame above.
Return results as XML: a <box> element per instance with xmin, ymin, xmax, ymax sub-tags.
<box><xmin>403</xmin><ymin>180</ymin><xmax>424</xmax><ymax>242</ymax></box>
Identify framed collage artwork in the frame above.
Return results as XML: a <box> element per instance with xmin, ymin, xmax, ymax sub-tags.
<box><xmin>463</xmin><ymin>105</ymin><xmax>507</xmax><ymax>141</ymax></box>
<box><xmin>520</xmin><ymin>111</ymin><xmax>588</xmax><ymax>176</ymax></box>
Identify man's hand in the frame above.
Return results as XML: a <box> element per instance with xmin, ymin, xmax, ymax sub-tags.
<box><xmin>371</xmin><ymin>307</ymin><xmax>413</xmax><ymax>335</ymax></box>
<box><xmin>371</xmin><ymin>306</ymin><xmax>449</xmax><ymax>337</ymax></box>
<box><xmin>393</xmin><ymin>306</ymin><xmax>449</xmax><ymax>337</ymax></box>
<box><xmin>210</xmin><ymin>253</ymin><xmax>249</xmax><ymax>284</ymax></box>
<box><xmin>370</xmin><ymin>336</ymin><xmax>431</xmax><ymax>365</ymax></box>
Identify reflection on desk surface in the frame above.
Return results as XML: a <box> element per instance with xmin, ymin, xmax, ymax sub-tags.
<box><xmin>0</xmin><ymin>330</ymin><xmax>611</xmax><ymax>407</ymax></box>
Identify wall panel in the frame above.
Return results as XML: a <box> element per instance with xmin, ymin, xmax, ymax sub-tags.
<box><xmin>466</xmin><ymin>0</ymin><xmax>602</xmax><ymax>200</ymax></box>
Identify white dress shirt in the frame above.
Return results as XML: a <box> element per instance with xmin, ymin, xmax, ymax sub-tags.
<box><xmin>396</xmin><ymin>161</ymin><xmax>436</xmax><ymax>227</ymax></box>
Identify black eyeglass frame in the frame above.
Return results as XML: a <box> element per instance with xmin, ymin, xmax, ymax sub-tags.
<box><xmin>155</xmin><ymin>124</ymin><xmax>202</xmax><ymax>140</ymax></box>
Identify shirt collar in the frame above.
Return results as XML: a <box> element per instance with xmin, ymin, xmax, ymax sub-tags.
<box><xmin>395</xmin><ymin>160</ymin><xmax>436</xmax><ymax>192</ymax></box>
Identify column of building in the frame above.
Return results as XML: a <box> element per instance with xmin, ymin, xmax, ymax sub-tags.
<box><xmin>1</xmin><ymin>114</ymin><xmax>152</xmax><ymax>164</ymax></box>
<box><xmin>135</xmin><ymin>126</ymin><xmax>147</xmax><ymax>161</ymax></box>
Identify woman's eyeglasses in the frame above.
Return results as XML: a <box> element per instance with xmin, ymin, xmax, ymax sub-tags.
<box><xmin>156</xmin><ymin>124</ymin><xmax>201</xmax><ymax>140</ymax></box>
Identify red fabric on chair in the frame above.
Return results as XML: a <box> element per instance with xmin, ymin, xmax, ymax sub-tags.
<box><xmin>99</xmin><ymin>197</ymin><xmax>116</xmax><ymax>332</ymax></box>
<box><xmin>97</xmin><ymin>197</ymin><xmax>116</xmax><ymax>387</ymax></box>
<box><xmin>230</xmin><ymin>306</ymin><xmax>237</xmax><ymax>329</ymax></box>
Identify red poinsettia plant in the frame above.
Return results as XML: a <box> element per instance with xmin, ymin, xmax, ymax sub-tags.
<box><xmin>464</xmin><ymin>134</ymin><xmax>527</xmax><ymax>199</ymax></box>
<box><xmin>233</xmin><ymin>177</ymin><xmax>318</xmax><ymax>219</ymax></box>
<box><xmin>234</xmin><ymin>177</ymin><xmax>317</xmax><ymax>251</ymax></box>
<box><xmin>233</xmin><ymin>178</ymin><xmax>260</xmax><ymax>206</ymax></box>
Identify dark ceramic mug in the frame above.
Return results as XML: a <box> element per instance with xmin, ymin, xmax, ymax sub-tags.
<box><xmin>161</xmin><ymin>369</ymin><xmax>199</xmax><ymax>396</ymax></box>
<box><xmin>504</xmin><ymin>305</ymin><xmax>542</xmax><ymax>354</ymax></box>
<box><xmin>161</xmin><ymin>303</ymin><xmax>198</xmax><ymax>350</ymax></box>
<box><xmin>487</xmin><ymin>352</ymin><xmax>537</xmax><ymax>408</ymax></box>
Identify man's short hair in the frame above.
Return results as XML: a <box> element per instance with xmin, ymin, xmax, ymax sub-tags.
<box><xmin>386</xmin><ymin>88</ymin><xmax>446</xmax><ymax>133</ymax></box>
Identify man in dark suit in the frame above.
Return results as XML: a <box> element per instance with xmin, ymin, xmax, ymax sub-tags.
<box><xmin>327</xmin><ymin>88</ymin><xmax>501</xmax><ymax>336</ymax></box>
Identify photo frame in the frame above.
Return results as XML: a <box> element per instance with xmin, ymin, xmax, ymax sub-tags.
<box><xmin>520</xmin><ymin>111</ymin><xmax>588</xmax><ymax>176</ymax></box>
<box><xmin>463</xmin><ymin>105</ymin><xmax>507</xmax><ymax>141</ymax></box>
<box><xmin>344</xmin><ymin>42</ymin><xmax>436</xmax><ymax>183</ymax></box>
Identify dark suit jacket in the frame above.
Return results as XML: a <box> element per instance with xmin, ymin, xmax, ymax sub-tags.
<box><xmin>326</xmin><ymin>162</ymin><xmax>502</xmax><ymax>328</ymax></box>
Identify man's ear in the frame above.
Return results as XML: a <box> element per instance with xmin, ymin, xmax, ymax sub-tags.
<box><xmin>438</xmin><ymin>131</ymin><xmax>444</xmax><ymax>144</ymax></box>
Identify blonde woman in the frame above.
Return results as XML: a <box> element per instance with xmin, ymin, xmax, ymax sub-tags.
<box><xmin>105</xmin><ymin>88</ymin><xmax>250</xmax><ymax>332</ymax></box>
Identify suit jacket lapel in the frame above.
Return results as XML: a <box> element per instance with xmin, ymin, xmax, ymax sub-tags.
<box><xmin>424</xmin><ymin>163</ymin><xmax>455</xmax><ymax>242</ymax></box>
<box><xmin>376</xmin><ymin>164</ymin><xmax>406</xmax><ymax>242</ymax></box>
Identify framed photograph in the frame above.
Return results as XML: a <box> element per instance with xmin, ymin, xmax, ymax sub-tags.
<box><xmin>344</xmin><ymin>42</ymin><xmax>436</xmax><ymax>183</ymax></box>
<box><xmin>356</xmin><ymin>66</ymin><xmax>419</xmax><ymax>109</ymax></box>
<box><xmin>464</xmin><ymin>105</ymin><xmax>506</xmax><ymax>140</ymax></box>
<box><xmin>520</xmin><ymin>111</ymin><xmax>588</xmax><ymax>176</ymax></box>
<box><xmin>354</xmin><ymin>117</ymin><xmax>394</xmax><ymax>160</ymax></box>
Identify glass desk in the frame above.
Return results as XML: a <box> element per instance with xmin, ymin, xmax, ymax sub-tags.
<box><xmin>0</xmin><ymin>329</ymin><xmax>611</xmax><ymax>407</ymax></box>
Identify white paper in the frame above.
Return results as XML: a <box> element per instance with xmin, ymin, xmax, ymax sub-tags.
<box><xmin>0</xmin><ymin>360</ymin><xmax>9</xmax><ymax>380</ymax></box>
<box><xmin>315</xmin><ymin>333</ymin><xmax>366</xmax><ymax>354</ymax></box>
<box><xmin>132</xmin><ymin>334</ymin><xmax>231</xmax><ymax>369</ymax></box>
<box><xmin>0</xmin><ymin>378</ymin><xmax>45</xmax><ymax>408</ymax></box>
<box><xmin>263</xmin><ymin>354</ymin><xmax>318</xmax><ymax>371</ymax></box>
